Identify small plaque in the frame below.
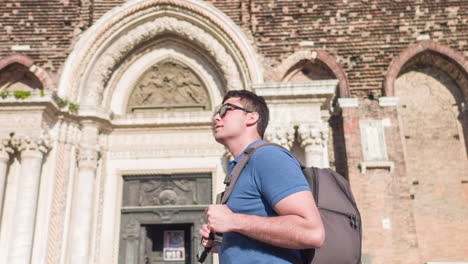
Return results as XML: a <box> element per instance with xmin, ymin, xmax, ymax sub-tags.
<box><xmin>359</xmin><ymin>120</ymin><xmax>389</xmax><ymax>162</ymax></box>
<box><xmin>163</xmin><ymin>230</ymin><xmax>185</xmax><ymax>261</ymax></box>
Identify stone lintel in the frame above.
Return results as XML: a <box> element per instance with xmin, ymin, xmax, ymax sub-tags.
<box><xmin>379</xmin><ymin>96</ymin><xmax>399</xmax><ymax>107</ymax></box>
<box><xmin>253</xmin><ymin>80</ymin><xmax>337</xmax><ymax>98</ymax></box>
<box><xmin>359</xmin><ymin>161</ymin><xmax>395</xmax><ymax>173</ymax></box>
<box><xmin>338</xmin><ymin>97</ymin><xmax>359</xmax><ymax>108</ymax></box>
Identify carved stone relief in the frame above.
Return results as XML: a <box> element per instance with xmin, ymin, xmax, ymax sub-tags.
<box><xmin>84</xmin><ymin>16</ymin><xmax>241</xmax><ymax>106</ymax></box>
<box><xmin>122</xmin><ymin>174</ymin><xmax>212</xmax><ymax>207</ymax></box>
<box><xmin>265</xmin><ymin>126</ymin><xmax>295</xmax><ymax>150</ymax></box>
<box><xmin>297</xmin><ymin>124</ymin><xmax>328</xmax><ymax>148</ymax></box>
<box><xmin>127</xmin><ymin>59</ymin><xmax>210</xmax><ymax>112</ymax></box>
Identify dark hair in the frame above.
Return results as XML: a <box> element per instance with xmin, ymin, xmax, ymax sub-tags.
<box><xmin>222</xmin><ymin>90</ymin><xmax>269</xmax><ymax>138</ymax></box>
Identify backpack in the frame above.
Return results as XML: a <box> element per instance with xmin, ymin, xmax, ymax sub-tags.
<box><xmin>219</xmin><ymin>142</ymin><xmax>362</xmax><ymax>264</ymax></box>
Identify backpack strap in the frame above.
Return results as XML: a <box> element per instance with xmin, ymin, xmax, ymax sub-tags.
<box><xmin>220</xmin><ymin>141</ymin><xmax>275</xmax><ymax>204</ymax></box>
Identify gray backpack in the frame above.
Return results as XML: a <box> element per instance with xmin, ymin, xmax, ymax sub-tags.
<box><xmin>220</xmin><ymin>142</ymin><xmax>362</xmax><ymax>264</ymax></box>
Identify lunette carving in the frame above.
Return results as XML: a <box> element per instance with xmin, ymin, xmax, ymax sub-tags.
<box><xmin>85</xmin><ymin>16</ymin><xmax>240</xmax><ymax>106</ymax></box>
<box><xmin>127</xmin><ymin>59</ymin><xmax>210</xmax><ymax>112</ymax></box>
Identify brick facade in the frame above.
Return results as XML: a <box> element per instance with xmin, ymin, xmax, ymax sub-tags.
<box><xmin>0</xmin><ymin>0</ymin><xmax>467</xmax><ymax>263</ymax></box>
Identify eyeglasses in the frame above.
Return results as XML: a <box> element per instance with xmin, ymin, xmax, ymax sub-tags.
<box><xmin>215</xmin><ymin>103</ymin><xmax>253</xmax><ymax>118</ymax></box>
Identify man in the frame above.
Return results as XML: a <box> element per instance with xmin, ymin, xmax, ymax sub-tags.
<box><xmin>199</xmin><ymin>90</ymin><xmax>324</xmax><ymax>263</ymax></box>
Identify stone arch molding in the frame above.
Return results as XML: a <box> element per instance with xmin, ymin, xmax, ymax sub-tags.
<box><xmin>0</xmin><ymin>54</ymin><xmax>53</xmax><ymax>90</ymax></box>
<box><xmin>58</xmin><ymin>0</ymin><xmax>263</xmax><ymax>109</ymax></box>
<box><xmin>385</xmin><ymin>40</ymin><xmax>468</xmax><ymax>100</ymax></box>
<box><xmin>274</xmin><ymin>50</ymin><xmax>350</xmax><ymax>97</ymax></box>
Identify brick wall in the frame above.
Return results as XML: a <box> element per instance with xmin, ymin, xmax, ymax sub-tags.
<box><xmin>0</xmin><ymin>0</ymin><xmax>81</xmax><ymax>80</ymax></box>
<box><xmin>1</xmin><ymin>1</ymin><xmax>467</xmax><ymax>263</ymax></box>
<box><xmin>212</xmin><ymin>0</ymin><xmax>468</xmax><ymax>97</ymax></box>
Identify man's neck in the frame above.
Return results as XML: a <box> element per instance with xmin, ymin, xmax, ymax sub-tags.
<box><xmin>224</xmin><ymin>135</ymin><xmax>262</xmax><ymax>158</ymax></box>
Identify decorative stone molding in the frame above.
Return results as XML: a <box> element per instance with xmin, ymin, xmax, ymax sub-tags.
<box><xmin>253</xmin><ymin>80</ymin><xmax>338</xmax><ymax>99</ymax></box>
<box><xmin>0</xmin><ymin>137</ymin><xmax>13</xmax><ymax>161</ymax></box>
<box><xmin>379</xmin><ymin>96</ymin><xmax>400</xmax><ymax>107</ymax></box>
<box><xmin>11</xmin><ymin>133</ymin><xmax>52</xmax><ymax>158</ymax></box>
<box><xmin>59</xmin><ymin>0</ymin><xmax>263</xmax><ymax>102</ymax></box>
<box><xmin>359</xmin><ymin>161</ymin><xmax>395</xmax><ymax>173</ymax></box>
<box><xmin>297</xmin><ymin>124</ymin><xmax>328</xmax><ymax>148</ymax></box>
<box><xmin>338</xmin><ymin>98</ymin><xmax>359</xmax><ymax>108</ymax></box>
<box><xmin>77</xmin><ymin>121</ymin><xmax>101</xmax><ymax>170</ymax></box>
<box><xmin>265</xmin><ymin>126</ymin><xmax>295</xmax><ymax>150</ymax></box>
<box><xmin>272</xmin><ymin>50</ymin><xmax>350</xmax><ymax>97</ymax></box>
<box><xmin>77</xmin><ymin>147</ymin><xmax>100</xmax><ymax>170</ymax></box>
<box><xmin>82</xmin><ymin>16</ymin><xmax>240</xmax><ymax>106</ymax></box>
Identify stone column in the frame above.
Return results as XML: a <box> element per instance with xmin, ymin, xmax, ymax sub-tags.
<box><xmin>298</xmin><ymin>124</ymin><xmax>329</xmax><ymax>168</ymax></box>
<box><xmin>0</xmin><ymin>138</ymin><xmax>13</xmax><ymax>217</ymax></box>
<box><xmin>8</xmin><ymin>135</ymin><xmax>50</xmax><ymax>264</ymax></box>
<box><xmin>69</xmin><ymin>121</ymin><xmax>100</xmax><ymax>264</ymax></box>
<box><xmin>265</xmin><ymin>125</ymin><xmax>295</xmax><ymax>150</ymax></box>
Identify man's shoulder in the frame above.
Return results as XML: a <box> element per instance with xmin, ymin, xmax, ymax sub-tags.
<box><xmin>252</xmin><ymin>143</ymin><xmax>298</xmax><ymax>166</ymax></box>
<box><xmin>254</xmin><ymin>143</ymin><xmax>291</xmax><ymax>157</ymax></box>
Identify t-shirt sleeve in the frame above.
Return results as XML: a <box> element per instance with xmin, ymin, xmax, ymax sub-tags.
<box><xmin>251</xmin><ymin>146</ymin><xmax>310</xmax><ymax>207</ymax></box>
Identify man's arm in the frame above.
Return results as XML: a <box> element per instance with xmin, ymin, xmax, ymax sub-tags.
<box><xmin>205</xmin><ymin>190</ymin><xmax>325</xmax><ymax>249</ymax></box>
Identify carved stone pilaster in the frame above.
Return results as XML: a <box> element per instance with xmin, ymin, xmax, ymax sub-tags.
<box><xmin>77</xmin><ymin>146</ymin><xmax>100</xmax><ymax>170</ymax></box>
<box><xmin>68</xmin><ymin>121</ymin><xmax>101</xmax><ymax>264</ymax></box>
<box><xmin>8</xmin><ymin>133</ymin><xmax>51</xmax><ymax>264</ymax></box>
<box><xmin>0</xmin><ymin>137</ymin><xmax>13</xmax><ymax>218</ymax></box>
<box><xmin>297</xmin><ymin>124</ymin><xmax>329</xmax><ymax>168</ymax></box>
<box><xmin>77</xmin><ymin>121</ymin><xmax>100</xmax><ymax>170</ymax></box>
<box><xmin>265</xmin><ymin>126</ymin><xmax>295</xmax><ymax>150</ymax></box>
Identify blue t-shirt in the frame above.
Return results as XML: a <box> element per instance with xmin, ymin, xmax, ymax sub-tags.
<box><xmin>219</xmin><ymin>140</ymin><xmax>310</xmax><ymax>264</ymax></box>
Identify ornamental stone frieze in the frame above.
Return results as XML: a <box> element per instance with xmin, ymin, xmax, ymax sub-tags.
<box><xmin>84</xmin><ymin>16</ymin><xmax>241</xmax><ymax>106</ymax></box>
<box><xmin>265</xmin><ymin>126</ymin><xmax>295</xmax><ymax>150</ymax></box>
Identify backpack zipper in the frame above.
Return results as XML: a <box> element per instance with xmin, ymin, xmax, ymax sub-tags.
<box><xmin>318</xmin><ymin>207</ymin><xmax>360</xmax><ymax>230</ymax></box>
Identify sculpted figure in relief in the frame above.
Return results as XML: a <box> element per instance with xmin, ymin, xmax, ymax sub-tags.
<box><xmin>128</xmin><ymin>59</ymin><xmax>209</xmax><ymax>111</ymax></box>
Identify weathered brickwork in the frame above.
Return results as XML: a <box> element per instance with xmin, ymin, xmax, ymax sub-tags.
<box><xmin>210</xmin><ymin>0</ymin><xmax>468</xmax><ymax>97</ymax></box>
<box><xmin>0</xmin><ymin>1</ymin><xmax>467</xmax><ymax>263</ymax></box>
<box><xmin>0</xmin><ymin>0</ymin><xmax>81</xmax><ymax>79</ymax></box>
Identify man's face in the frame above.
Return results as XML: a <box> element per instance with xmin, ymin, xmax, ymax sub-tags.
<box><xmin>212</xmin><ymin>97</ymin><xmax>251</xmax><ymax>144</ymax></box>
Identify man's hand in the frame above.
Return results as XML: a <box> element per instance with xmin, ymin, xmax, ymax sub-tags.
<box><xmin>199</xmin><ymin>224</ymin><xmax>215</xmax><ymax>248</ymax></box>
<box><xmin>205</xmin><ymin>204</ymin><xmax>238</xmax><ymax>233</ymax></box>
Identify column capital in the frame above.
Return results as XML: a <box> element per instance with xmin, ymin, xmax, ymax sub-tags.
<box><xmin>77</xmin><ymin>146</ymin><xmax>100</xmax><ymax>170</ymax></box>
<box><xmin>265</xmin><ymin>125</ymin><xmax>295</xmax><ymax>150</ymax></box>
<box><xmin>297</xmin><ymin>123</ymin><xmax>328</xmax><ymax>148</ymax></box>
<box><xmin>11</xmin><ymin>133</ymin><xmax>51</xmax><ymax>158</ymax></box>
<box><xmin>77</xmin><ymin>120</ymin><xmax>101</xmax><ymax>170</ymax></box>
<box><xmin>0</xmin><ymin>137</ymin><xmax>13</xmax><ymax>161</ymax></box>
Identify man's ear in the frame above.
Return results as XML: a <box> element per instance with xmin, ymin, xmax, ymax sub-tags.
<box><xmin>245</xmin><ymin>112</ymin><xmax>259</xmax><ymax>126</ymax></box>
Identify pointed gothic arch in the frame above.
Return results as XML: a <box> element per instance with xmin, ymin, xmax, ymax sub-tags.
<box><xmin>275</xmin><ymin>50</ymin><xmax>350</xmax><ymax>97</ymax></box>
<box><xmin>385</xmin><ymin>40</ymin><xmax>468</xmax><ymax>100</ymax></box>
<box><xmin>0</xmin><ymin>55</ymin><xmax>53</xmax><ymax>90</ymax></box>
<box><xmin>391</xmin><ymin>41</ymin><xmax>468</xmax><ymax>262</ymax></box>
